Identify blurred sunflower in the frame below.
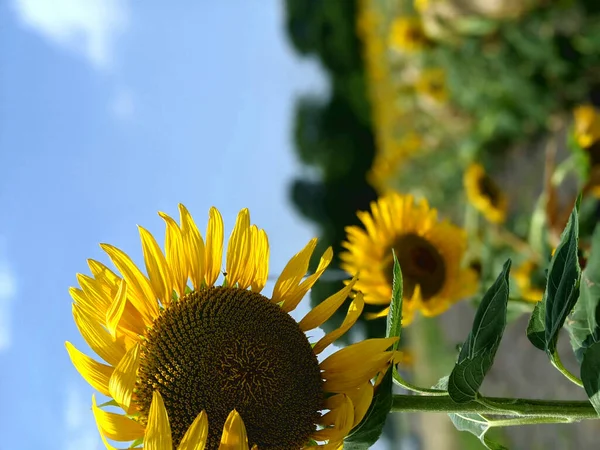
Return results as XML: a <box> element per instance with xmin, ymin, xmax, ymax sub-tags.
<box><xmin>389</xmin><ymin>17</ymin><xmax>428</xmax><ymax>52</ymax></box>
<box><xmin>340</xmin><ymin>192</ymin><xmax>478</xmax><ymax>324</ymax></box>
<box><xmin>463</xmin><ymin>163</ymin><xmax>508</xmax><ymax>223</ymax></box>
<box><xmin>66</xmin><ymin>205</ymin><xmax>400</xmax><ymax>449</ymax></box>
<box><xmin>513</xmin><ymin>260</ymin><xmax>545</xmax><ymax>302</ymax></box>
<box><xmin>415</xmin><ymin>68</ymin><xmax>448</xmax><ymax>103</ymax></box>
<box><xmin>573</xmin><ymin>104</ymin><xmax>600</xmax><ymax>149</ymax></box>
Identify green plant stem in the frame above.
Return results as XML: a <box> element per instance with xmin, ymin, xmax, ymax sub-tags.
<box><xmin>551</xmin><ymin>351</ymin><xmax>584</xmax><ymax>388</ymax></box>
<box><xmin>391</xmin><ymin>395</ymin><xmax>598</xmax><ymax>421</ymax></box>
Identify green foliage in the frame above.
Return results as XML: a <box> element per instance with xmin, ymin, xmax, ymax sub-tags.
<box><xmin>581</xmin><ymin>341</ymin><xmax>600</xmax><ymax>415</ymax></box>
<box><xmin>435</xmin><ymin>377</ymin><xmax>507</xmax><ymax>450</ymax></box>
<box><xmin>448</xmin><ymin>414</ymin><xmax>508</xmax><ymax>450</ymax></box>
<box><xmin>568</xmin><ymin>226</ymin><xmax>600</xmax><ymax>362</ymax></box>
<box><xmin>448</xmin><ymin>260</ymin><xmax>512</xmax><ymax>403</ymax></box>
<box><xmin>527</xmin><ymin>199</ymin><xmax>581</xmax><ymax>356</ymax></box>
<box><xmin>387</xmin><ymin>252</ymin><xmax>403</xmax><ymax>352</ymax></box>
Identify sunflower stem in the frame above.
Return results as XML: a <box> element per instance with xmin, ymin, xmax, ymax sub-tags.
<box><xmin>390</xmin><ymin>395</ymin><xmax>598</xmax><ymax>421</ymax></box>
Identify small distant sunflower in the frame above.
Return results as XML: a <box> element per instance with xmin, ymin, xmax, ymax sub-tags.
<box><xmin>573</xmin><ymin>104</ymin><xmax>600</xmax><ymax>149</ymax></box>
<box><xmin>463</xmin><ymin>163</ymin><xmax>508</xmax><ymax>224</ymax></box>
<box><xmin>67</xmin><ymin>205</ymin><xmax>400</xmax><ymax>449</ymax></box>
<box><xmin>388</xmin><ymin>17</ymin><xmax>428</xmax><ymax>52</ymax></box>
<box><xmin>340</xmin><ymin>192</ymin><xmax>477</xmax><ymax>324</ymax></box>
<box><xmin>513</xmin><ymin>260</ymin><xmax>545</xmax><ymax>302</ymax></box>
<box><xmin>415</xmin><ymin>68</ymin><xmax>448</xmax><ymax>103</ymax></box>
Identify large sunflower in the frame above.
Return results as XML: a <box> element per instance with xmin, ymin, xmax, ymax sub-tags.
<box><xmin>463</xmin><ymin>163</ymin><xmax>508</xmax><ymax>224</ymax></box>
<box><xmin>66</xmin><ymin>205</ymin><xmax>400</xmax><ymax>449</ymax></box>
<box><xmin>340</xmin><ymin>192</ymin><xmax>477</xmax><ymax>324</ymax></box>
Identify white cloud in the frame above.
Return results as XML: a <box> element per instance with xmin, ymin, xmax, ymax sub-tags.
<box><xmin>110</xmin><ymin>87</ymin><xmax>135</xmax><ymax>120</ymax></box>
<box><xmin>64</xmin><ymin>384</ymin><xmax>102</xmax><ymax>450</ymax></box>
<box><xmin>12</xmin><ymin>0</ymin><xmax>129</xmax><ymax>69</ymax></box>
<box><xmin>0</xmin><ymin>242</ymin><xmax>16</xmax><ymax>352</ymax></box>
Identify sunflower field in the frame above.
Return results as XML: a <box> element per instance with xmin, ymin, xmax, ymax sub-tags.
<box><xmin>284</xmin><ymin>0</ymin><xmax>600</xmax><ymax>448</ymax></box>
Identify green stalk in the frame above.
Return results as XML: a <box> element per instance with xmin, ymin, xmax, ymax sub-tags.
<box><xmin>391</xmin><ymin>395</ymin><xmax>598</xmax><ymax>421</ymax></box>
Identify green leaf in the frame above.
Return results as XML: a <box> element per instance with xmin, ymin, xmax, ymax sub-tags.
<box><xmin>386</xmin><ymin>251</ymin><xmax>403</xmax><ymax>351</ymax></box>
<box><xmin>344</xmin><ymin>368</ymin><xmax>393</xmax><ymax>449</ymax></box>
<box><xmin>568</xmin><ymin>225</ymin><xmax>600</xmax><ymax>362</ymax></box>
<box><xmin>527</xmin><ymin>300</ymin><xmax>546</xmax><ymax>351</ymax></box>
<box><xmin>435</xmin><ymin>377</ymin><xmax>507</xmax><ymax>449</ymax></box>
<box><xmin>527</xmin><ymin>199</ymin><xmax>582</xmax><ymax>354</ymax></box>
<box><xmin>449</xmin><ymin>414</ymin><xmax>508</xmax><ymax>450</ymax></box>
<box><xmin>544</xmin><ymin>200</ymin><xmax>581</xmax><ymax>355</ymax></box>
<box><xmin>580</xmin><ymin>341</ymin><xmax>600</xmax><ymax>415</ymax></box>
<box><xmin>448</xmin><ymin>260</ymin><xmax>511</xmax><ymax>403</ymax></box>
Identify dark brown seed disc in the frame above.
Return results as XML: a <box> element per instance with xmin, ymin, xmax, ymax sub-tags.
<box><xmin>386</xmin><ymin>233</ymin><xmax>446</xmax><ymax>300</ymax></box>
<box><xmin>477</xmin><ymin>173</ymin><xmax>502</xmax><ymax>208</ymax></box>
<box><xmin>134</xmin><ymin>286</ymin><xmax>323</xmax><ymax>450</ymax></box>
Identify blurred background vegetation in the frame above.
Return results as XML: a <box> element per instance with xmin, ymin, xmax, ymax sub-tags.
<box><xmin>282</xmin><ymin>0</ymin><xmax>600</xmax><ymax>448</ymax></box>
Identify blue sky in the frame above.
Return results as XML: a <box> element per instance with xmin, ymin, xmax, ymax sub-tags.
<box><xmin>0</xmin><ymin>1</ymin><xmax>328</xmax><ymax>448</ymax></box>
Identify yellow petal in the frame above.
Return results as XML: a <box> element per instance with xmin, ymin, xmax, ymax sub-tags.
<box><xmin>219</xmin><ymin>410</ymin><xmax>250</xmax><ymax>450</ymax></box>
<box><xmin>299</xmin><ymin>277</ymin><xmax>357</xmax><ymax>332</ymax></box>
<box><xmin>91</xmin><ymin>395</ymin><xmax>145</xmax><ymax>441</ymax></box>
<box><xmin>109</xmin><ymin>343</ymin><xmax>140</xmax><ymax>412</ymax></box>
<box><xmin>179</xmin><ymin>204</ymin><xmax>206</xmax><ymax>291</ymax></box>
<box><xmin>92</xmin><ymin>395</ymin><xmax>126</xmax><ymax>450</ymax></box>
<box><xmin>76</xmin><ymin>274</ymin><xmax>112</xmax><ymax>319</ymax></box>
<box><xmin>364</xmin><ymin>307</ymin><xmax>390</xmax><ymax>320</ymax></box>
<box><xmin>281</xmin><ymin>246</ymin><xmax>333</xmax><ymax>313</ymax></box>
<box><xmin>346</xmin><ymin>383</ymin><xmax>374</xmax><ymax>427</ymax></box>
<box><xmin>313</xmin><ymin>394</ymin><xmax>354</xmax><ymax>442</ymax></box>
<box><xmin>139</xmin><ymin>226</ymin><xmax>173</xmax><ymax>306</ymax></box>
<box><xmin>159</xmin><ymin>212</ymin><xmax>188</xmax><ymax>297</ymax></box>
<box><xmin>205</xmin><ymin>207</ymin><xmax>224</xmax><ymax>287</ymax></box>
<box><xmin>313</xmin><ymin>292</ymin><xmax>364</xmax><ymax>355</ymax></box>
<box><xmin>85</xmin><ymin>262</ymin><xmax>146</xmax><ymax>337</ymax></box>
<box><xmin>88</xmin><ymin>259</ymin><xmax>121</xmax><ymax>287</ymax></box>
<box><xmin>250</xmin><ymin>228</ymin><xmax>269</xmax><ymax>293</ymax></box>
<box><xmin>65</xmin><ymin>342</ymin><xmax>113</xmax><ymax>396</ymax></box>
<box><xmin>272</xmin><ymin>238</ymin><xmax>317</xmax><ymax>305</ymax></box>
<box><xmin>72</xmin><ymin>303</ymin><xmax>125</xmax><ymax>366</ymax></box>
<box><xmin>178</xmin><ymin>410</ymin><xmax>209</xmax><ymax>450</ymax></box>
<box><xmin>106</xmin><ymin>279</ymin><xmax>128</xmax><ymax>338</ymax></box>
<box><xmin>100</xmin><ymin>243</ymin><xmax>159</xmax><ymax>325</ymax></box>
<box><xmin>225</xmin><ymin>209</ymin><xmax>251</xmax><ymax>288</ymax></box>
<box><xmin>321</xmin><ymin>338</ymin><xmax>397</xmax><ymax>392</ymax></box>
<box><xmin>146</xmin><ymin>390</ymin><xmax>173</xmax><ymax>450</ymax></box>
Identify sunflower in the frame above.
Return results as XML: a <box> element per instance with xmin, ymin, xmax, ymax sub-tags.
<box><xmin>463</xmin><ymin>163</ymin><xmax>508</xmax><ymax>224</ymax></box>
<box><xmin>573</xmin><ymin>104</ymin><xmax>600</xmax><ymax>149</ymax></box>
<box><xmin>388</xmin><ymin>17</ymin><xmax>428</xmax><ymax>52</ymax></box>
<box><xmin>415</xmin><ymin>68</ymin><xmax>448</xmax><ymax>103</ymax></box>
<box><xmin>340</xmin><ymin>192</ymin><xmax>477</xmax><ymax>324</ymax></box>
<box><xmin>513</xmin><ymin>260</ymin><xmax>545</xmax><ymax>302</ymax></box>
<box><xmin>66</xmin><ymin>205</ymin><xmax>400</xmax><ymax>449</ymax></box>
